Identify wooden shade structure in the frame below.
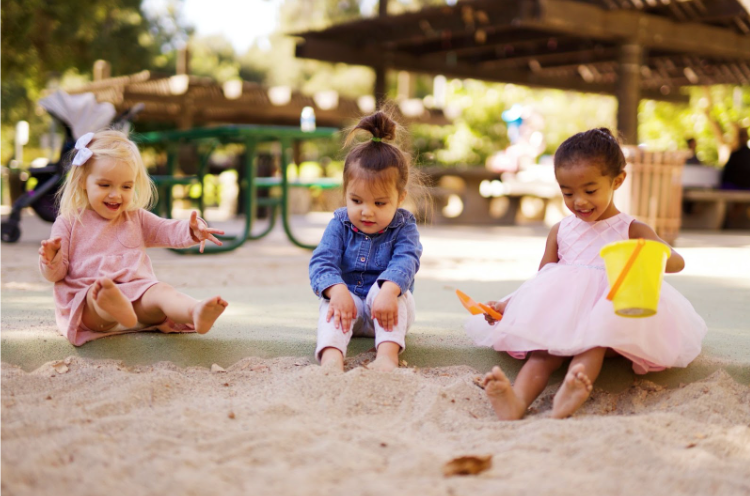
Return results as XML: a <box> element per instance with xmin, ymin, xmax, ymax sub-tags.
<box><xmin>295</xmin><ymin>0</ymin><xmax>750</xmax><ymax>144</ymax></box>
<box><xmin>64</xmin><ymin>68</ymin><xmax>450</xmax><ymax>130</ymax></box>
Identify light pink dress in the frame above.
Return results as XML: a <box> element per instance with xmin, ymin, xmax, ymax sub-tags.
<box><xmin>465</xmin><ymin>212</ymin><xmax>707</xmax><ymax>374</ymax></box>
<box><xmin>39</xmin><ymin>209</ymin><xmax>200</xmax><ymax>346</ymax></box>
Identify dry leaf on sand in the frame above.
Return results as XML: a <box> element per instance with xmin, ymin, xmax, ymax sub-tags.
<box><xmin>443</xmin><ymin>455</ymin><xmax>492</xmax><ymax>476</ymax></box>
<box><xmin>52</xmin><ymin>362</ymin><xmax>69</xmax><ymax>374</ymax></box>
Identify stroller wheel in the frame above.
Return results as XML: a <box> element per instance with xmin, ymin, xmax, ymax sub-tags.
<box><xmin>1</xmin><ymin>221</ymin><xmax>21</xmax><ymax>243</ymax></box>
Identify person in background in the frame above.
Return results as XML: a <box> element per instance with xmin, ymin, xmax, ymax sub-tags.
<box><xmin>685</xmin><ymin>138</ymin><xmax>702</xmax><ymax>165</ymax></box>
<box><xmin>720</xmin><ymin>128</ymin><xmax>750</xmax><ymax>190</ymax></box>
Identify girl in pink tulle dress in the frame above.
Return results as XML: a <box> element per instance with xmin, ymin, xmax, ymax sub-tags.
<box><xmin>39</xmin><ymin>130</ymin><xmax>228</xmax><ymax>346</ymax></box>
<box><xmin>466</xmin><ymin>128</ymin><xmax>707</xmax><ymax>420</ymax></box>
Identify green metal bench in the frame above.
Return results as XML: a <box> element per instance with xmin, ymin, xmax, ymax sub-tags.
<box><xmin>134</xmin><ymin>125</ymin><xmax>340</xmax><ymax>252</ymax></box>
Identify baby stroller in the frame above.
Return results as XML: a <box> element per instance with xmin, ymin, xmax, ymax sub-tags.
<box><xmin>1</xmin><ymin>91</ymin><xmax>141</xmax><ymax>243</ymax></box>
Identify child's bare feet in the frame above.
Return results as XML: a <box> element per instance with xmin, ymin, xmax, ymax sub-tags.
<box><xmin>91</xmin><ymin>278</ymin><xmax>138</xmax><ymax>328</ymax></box>
<box><xmin>367</xmin><ymin>342</ymin><xmax>400</xmax><ymax>372</ymax></box>
<box><xmin>482</xmin><ymin>366</ymin><xmax>526</xmax><ymax>420</ymax></box>
<box><xmin>368</xmin><ymin>354</ymin><xmax>399</xmax><ymax>372</ymax></box>
<box><xmin>320</xmin><ymin>348</ymin><xmax>344</xmax><ymax>373</ymax></box>
<box><xmin>551</xmin><ymin>363</ymin><xmax>593</xmax><ymax>419</ymax></box>
<box><xmin>193</xmin><ymin>296</ymin><xmax>228</xmax><ymax>334</ymax></box>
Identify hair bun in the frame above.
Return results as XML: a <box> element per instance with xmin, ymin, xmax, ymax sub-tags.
<box><xmin>595</xmin><ymin>128</ymin><xmax>620</xmax><ymax>142</ymax></box>
<box><xmin>355</xmin><ymin>111</ymin><xmax>396</xmax><ymax>141</ymax></box>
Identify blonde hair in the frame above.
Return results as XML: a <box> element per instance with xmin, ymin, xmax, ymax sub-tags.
<box><xmin>57</xmin><ymin>129</ymin><xmax>156</xmax><ymax>222</ymax></box>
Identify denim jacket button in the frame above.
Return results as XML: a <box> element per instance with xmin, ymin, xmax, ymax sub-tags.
<box><xmin>365</xmin><ymin>237</ymin><xmax>369</xmax><ymax>240</ymax></box>
<box><xmin>360</xmin><ymin>257</ymin><xmax>365</xmax><ymax>262</ymax></box>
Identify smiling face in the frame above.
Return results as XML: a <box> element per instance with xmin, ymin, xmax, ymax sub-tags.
<box><xmin>84</xmin><ymin>157</ymin><xmax>136</xmax><ymax>221</ymax></box>
<box><xmin>345</xmin><ymin>173</ymin><xmax>405</xmax><ymax>234</ymax></box>
<box><xmin>555</xmin><ymin>162</ymin><xmax>625</xmax><ymax>222</ymax></box>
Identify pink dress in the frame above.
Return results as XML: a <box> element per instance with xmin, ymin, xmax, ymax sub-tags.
<box><xmin>465</xmin><ymin>213</ymin><xmax>707</xmax><ymax>374</ymax></box>
<box><xmin>39</xmin><ymin>209</ymin><xmax>200</xmax><ymax>346</ymax></box>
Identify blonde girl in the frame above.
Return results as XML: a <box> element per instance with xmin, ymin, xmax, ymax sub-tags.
<box><xmin>39</xmin><ymin>129</ymin><xmax>227</xmax><ymax>346</ymax></box>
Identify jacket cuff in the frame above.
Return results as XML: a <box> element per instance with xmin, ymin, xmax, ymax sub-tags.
<box><xmin>313</xmin><ymin>277</ymin><xmax>346</xmax><ymax>298</ymax></box>
<box><xmin>377</xmin><ymin>270</ymin><xmax>410</xmax><ymax>296</ymax></box>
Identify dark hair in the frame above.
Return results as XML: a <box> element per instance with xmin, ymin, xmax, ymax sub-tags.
<box><xmin>342</xmin><ymin>111</ymin><xmax>411</xmax><ymax>196</ymax></box>
<box><xmin>553</xmin><ymin>127</ymin><xmax>626</xmax><ymax>178</ymax></box>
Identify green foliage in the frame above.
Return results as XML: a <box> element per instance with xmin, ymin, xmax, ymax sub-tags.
<box><xmin>1</xmin><ymin>0</ymin><xmax>191</xmax><ymax>163</ymax></box>
<box><xmin>639</xmin><ymin>86</ymin><xmax>750</xmax><ymax>165</ymax></box>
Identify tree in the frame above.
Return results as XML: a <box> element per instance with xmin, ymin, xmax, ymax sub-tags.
<box><xmin>1</xmin><ymin>0</ymin><xmax>192</xmax><ymax>161</ymax></box>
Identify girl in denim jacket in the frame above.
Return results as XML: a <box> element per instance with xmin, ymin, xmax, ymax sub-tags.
<box><xmin>309</xmin><ymin>112</ymin><xmax>423</xmax><ymax>372</ymax></box>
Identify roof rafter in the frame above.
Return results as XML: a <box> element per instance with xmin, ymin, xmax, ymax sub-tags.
<box><xmin>295</xmin><ymin>37</ymin><xmax>688</xmax><ymax>102</ymax></box>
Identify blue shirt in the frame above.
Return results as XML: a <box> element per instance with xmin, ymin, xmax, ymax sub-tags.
<box><xmin>309</xmin><ymin>207</ymin><xmax>422</xmax><ymax>299</ymax></box>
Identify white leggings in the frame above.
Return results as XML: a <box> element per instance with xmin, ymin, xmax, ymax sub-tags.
<box><xmin>315</xmin><ymin>283</ymin><xmax>416</xmax><ymax>361</ymax></box>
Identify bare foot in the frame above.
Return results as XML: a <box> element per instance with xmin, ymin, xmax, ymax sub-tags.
<box><xmin>193</xmin><ymin>296</ymin><xmax>228</xmax><ymax>334</ymax></box>
<box><xmin>368</xmin><ymin>354</ymin><xmax>398</xmax><ymax>372</ymax></box>
<box><xmin>482</xmin><ymin>366</ymin><xmax>526</xmax><ymax>421</ymax></box>
<box><xmin>320</xmin><ymin>348</ymin><xmax>344</xmax><ymax>373</ymax></box>
<box><xmin>551</xmin><ymin>363</ymin><xmax>593</xmax><ymax>419</ymax></box>
<box><xmin>91</xmin><ymin>278</ymin><xmax>138</xmax><ymax>328</ymax></box>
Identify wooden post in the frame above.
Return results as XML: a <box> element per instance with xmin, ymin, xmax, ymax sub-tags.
<box><xmin>379</xmin><ymin>0</ymin><xmax>388</xmax><ymax>16</ymax></box>
<box><xmin>177</xmin><ymin>47</ymin><xmax>190</xmax><ymax>75</ymax></box>
<box><xmin>374</xmin><ymin>0</ymin><xmax>389</xmax><ymax>109</ymax></box>
<box><xmin>374</xmin><ymin>65</ymin><xmax>387</xmax><ymax>109</ymax></box>
<box><xmin>93</xmin><ymin>60</ymin><xmax>111</xmax><ymax>81</ymax></box>
<box><xmin>616</xmin><ymin>42</ymin><xmax>643</xmax><ymax>146</ymax></box>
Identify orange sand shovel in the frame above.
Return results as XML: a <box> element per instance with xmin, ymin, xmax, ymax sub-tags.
<box><xmin>456</xmin><ymin>289</ymin><xmax>503</xmax><ymax>321</ymax></box>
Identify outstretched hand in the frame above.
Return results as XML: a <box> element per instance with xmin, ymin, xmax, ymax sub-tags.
<box><xmin>39</xmin><ymin>237</ymin><xmax>62</xmax><ymax>265</ymax></box>
<box><xmin>189</xmin><ymin>211</ymin><xmax>225</xmax><ymax>253</ymax></box>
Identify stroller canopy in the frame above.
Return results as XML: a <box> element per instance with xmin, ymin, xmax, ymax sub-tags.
<box><xmin>39</xmin><ymin>91</ymin><xmax>117</xmax><ymax>140</ymax></box>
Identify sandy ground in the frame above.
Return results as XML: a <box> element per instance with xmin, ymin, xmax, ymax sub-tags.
<box><xmin>2</xmin><ymin>356</ymin><xmax>749</xmax><ymax>496</ymax></box>
<box><xmin>2</xmin><ymin>211</ymin><xmax>750</xmax><ymax>495</ymax></box>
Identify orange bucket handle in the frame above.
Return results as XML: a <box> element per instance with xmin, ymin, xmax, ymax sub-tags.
<box><xmin>606</xmin><ymin>238</ymin><xmax>646</xmax><ymax>301</ymax></box>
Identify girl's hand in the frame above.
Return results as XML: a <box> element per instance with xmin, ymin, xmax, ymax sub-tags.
<box><xmin>326</xmin><ymin>284</ymin><xmax>357</xmax><ymax>333</ymax></box>
<box><xmin>39</xmin><ymin>237</ymin><xmax>62</xmax><ymax>265</ymax></box>
<box><xmin>372</xmin><ymin>282</ymin><xmax>400</xmax><ymax>332</ymax></box>
<box><xmin>189</xmin><ymin>211</ymin><xmax>225</xmax><ymax>253</ymax></box>
<box><xmin>484</xmin><ymin>299</ymin><xmax>508</xmax><ymax>324</ymax></box>
<box><xmin>629</xmin><ymin>220</ymin><xmax>685</xmax><ymax>273</ymax></box>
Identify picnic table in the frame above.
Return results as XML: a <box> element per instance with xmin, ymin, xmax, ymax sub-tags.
<box><xmin>421</xmin><ymin>165</ymin><xmax>560</xmax><ymax>225</ymax></box>
<box><xmin>135</xmin><ymin>125</ymin><xmax>340</xmax><ymax>252</ymax></box>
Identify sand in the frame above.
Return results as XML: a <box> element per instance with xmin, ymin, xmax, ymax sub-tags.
<box><xmin>2</xmin><ymin>355</ymin><xmax>749</xmax><ymax>496</ymax></box>
<box><xmin>3</xmin><ymin>214</ymin><xmax>750</xmax><ymax>495</ymax></box>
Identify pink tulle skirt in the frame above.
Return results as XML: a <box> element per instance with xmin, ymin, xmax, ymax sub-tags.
<box><xmin>465</xmin><ymin>263</ymin><xmax>707</xmax><ymax>374</ymax></box>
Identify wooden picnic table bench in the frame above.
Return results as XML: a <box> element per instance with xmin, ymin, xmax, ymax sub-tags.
<box><xmin>682</xmin><ymin>188</ymin><xmax>750</xmax><ymax>230</ymax></box>
<box><xmin>421</xmin><ymin>166</ymin><xmax>559</xmax><ymax>225</ymax></box>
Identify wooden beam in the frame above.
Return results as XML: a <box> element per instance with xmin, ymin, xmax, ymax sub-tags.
<box><xmin>521</xmin><ymin>0</ymin><xmax>750</xmax><ymax>60</ymax></box>
<box><xmin>480</xmin><ymin>46</ymin><xmax>616</xmax><ymax>70</ymax></box>
<box><xmin>296</xmin><ymin>37</ymin><xmax>688</xmax><ymax>102</ymax></box>
<box><xmin>392</xmin><ymin>28</ymin><xmax>551</xmax><ymax>57</ymax></box>
<box><xmin>300</xmin><ymin>0</ymin><xmax>533</xmax><ymax>45</ymax></box>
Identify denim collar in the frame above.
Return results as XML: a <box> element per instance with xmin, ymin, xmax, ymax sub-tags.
<box><xmin>333</xmin><ymin>207</ymin><xmax>410</xmax><ymax>233</ymax></box>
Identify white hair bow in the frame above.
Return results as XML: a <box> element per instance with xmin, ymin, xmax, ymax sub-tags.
<box><xmin>72</xmin><ymin>132</ymin><xmax>95</xmax><ymax>166</ymax></box>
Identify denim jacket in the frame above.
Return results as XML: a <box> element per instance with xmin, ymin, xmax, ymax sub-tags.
<box><xmin>309</xmin><ymin>207</ymin><xmax>422</xmax><ymax>299</ymax></box>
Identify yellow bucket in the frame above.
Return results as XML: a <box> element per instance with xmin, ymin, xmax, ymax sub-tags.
<box><xmin>599</xmin><ymin>239</ymin><xmax>670</xmax><ymax>318</ymax></box>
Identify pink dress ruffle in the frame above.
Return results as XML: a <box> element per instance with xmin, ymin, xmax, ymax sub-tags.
<box><xmin>465</xmin><ymin>213</ymin><xmax>707</xmax><ymax>374</ymax></box>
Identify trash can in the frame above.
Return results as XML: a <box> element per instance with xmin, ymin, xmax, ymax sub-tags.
<box><xmin>615</xmin><ymin>147</ymin><xmax>687</xmax><ymax>245</ymax></box>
